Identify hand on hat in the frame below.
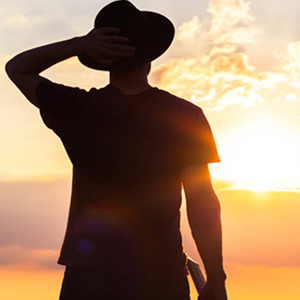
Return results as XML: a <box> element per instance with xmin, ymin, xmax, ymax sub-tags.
<box><xmin>79</xmin><ymin>28</ymin><xmax>136</xmax><ymax>65</ymax></box>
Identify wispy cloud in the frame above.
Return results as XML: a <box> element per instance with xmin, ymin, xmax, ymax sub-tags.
<box><xmin>151</xmin><ymin>0</ymin><xmax>300</xmax><ymax>112</ymax></box>
<box><xmin>0</xmin><ymin>245</ymin><xmax>59</xmax><ymax>269</ymax></box>
<box><xmin>207</xmin><ymin>0</ymin><xmax>261</xmax><ymax>46</ymax></box>
<box><xmin>151</xmin><ymin>0</ymin><xmax>262</xmax><ymax>109</ymax></box>
<box><xmin>3</xmin><ymin>13</ymin><xmax>30</xmax><ymax>28</ymax></box>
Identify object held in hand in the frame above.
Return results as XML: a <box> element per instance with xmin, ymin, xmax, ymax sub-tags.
<box><xmin>187</xmin><ymin>257</ymin><xmax>206</xmax><ymax>294</ymax></box>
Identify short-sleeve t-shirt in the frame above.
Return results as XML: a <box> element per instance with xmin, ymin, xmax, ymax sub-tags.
<box><xmin>36</xmin><ymin>80</ymin><xmax>220</xmax><ymax>281</ymax></box>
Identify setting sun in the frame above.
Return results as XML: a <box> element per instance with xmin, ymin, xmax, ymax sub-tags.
<box><xmin>214</xmin><ymin>120</ymin><xmax>300</xmax><ymax>191</ymax></box>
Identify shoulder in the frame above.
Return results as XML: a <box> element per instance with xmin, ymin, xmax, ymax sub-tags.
<box><xmin>36</xmin><ymin>80</ymin><xmax>90</xmax><ymax>111</ymax></box>
<box><xmin>155</xmin><ymin>88</ymin><xmax>202</xmax><ymax>109</ymax></box>
<box><xmin>37</xmin><ymin>80</ymin><xmax>89</xmax><ymax>98</ymax></box>
<box><xmin>154</xmin><ymin>88</ymin><xmax>204</xmax><ymax>118</ymax></box>
<box><xmin>36</xmin><ymin>80</ymin><xmax>90</xmax><ymax>123</ymax></box>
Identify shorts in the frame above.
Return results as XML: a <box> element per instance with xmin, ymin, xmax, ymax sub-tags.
<box><xmin>59</xmin><ymin>267</ymin><xmax>190</xmax><ymax>300</ymax></box>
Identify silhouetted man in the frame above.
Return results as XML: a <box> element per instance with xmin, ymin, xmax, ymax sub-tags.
<box><xmin>6</xmin><ymin>1</ymin><xmax>228</xmax><ymax>299</ymax></box>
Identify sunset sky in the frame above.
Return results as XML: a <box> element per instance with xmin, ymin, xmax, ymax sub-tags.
<box><xmin>1</xmin><ymin>0</ymin><xmax>300</xmax><ymax>299</ymax></box>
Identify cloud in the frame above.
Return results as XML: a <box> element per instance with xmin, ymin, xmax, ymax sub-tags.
<box><xmin>210</xmin><ymin>52</ymin><xmax>254</xmax><ymax>75</ymax></box>
<box><xmin>174</xmin><ymin>0</ymin><xmax>261</xmax><ymax>56</ymax></box>
<box><xmin>150</xmin><ymin>52</ymin><xmax>264</xmax><ymax>110</ymax></box>
<box><xmin>0</xmin><ymin>179</ymin><xmax>70</xmax><ymax>268</ymax></box>
<box><xmin>282</xmin><ymin>41</ymin><xmax>300</xmax><ymax>89</ymax></box>
<box><xmin>0</xmin><ymin>245</ymin><xmax>59</xmax><ymax>269</ymax></box>
<box><xmin>151</xmin><ymin>0</ymin><xmax>300</xmax><ymax>112</ymax></box>
<box><xmin>2</xmin><ymin>178</ymin><xmax>299</xmax><ymax>269</ymax></box>
<box><xmin>3</xmin><ymin>13</ymin><xmax>30</xmax><ymax>28</ymax></box>
<box><xmin>0</xmin><ymin>179</ymin><xmax>70</xmax><ymax>249</ymax></box>
<box><xmin>150</xmin><ymin>0</ymin><xmax>263</xmax><ymax>110</ymax></box>
<box><xmin>207</xmin><ymin>0</ymin><xmax>260</xmax><ymax>45</ymax></box>
<box><xmin>1</xmin><ymin>175</ymin><xmax>297</xmax><ymax>269</ymax></box>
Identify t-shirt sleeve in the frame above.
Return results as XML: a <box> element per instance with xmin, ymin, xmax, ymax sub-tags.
<box><xmin>36</xmin><ymin>80</ymin><xmax>86</xmax><ymax>133</ymax></box>
<box><xmin>181</xmin><ymin>107</ymin><xmax>220</xmax><ymax>168</ymax></box>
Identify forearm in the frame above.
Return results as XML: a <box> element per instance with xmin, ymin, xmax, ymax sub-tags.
<box><xmin>6</xmin><ymin>37</ymin><xmax>83</xmax><ymax>76</ymax></box>
<box><xmin>6</xmin><ymin>28</ymin><xmax>135</xmax><ymax>107</ymax></box>
<box><xmin>187</xmin><ymin>191</ymin><xmax>226</xmax><ymax>283</ymax></box>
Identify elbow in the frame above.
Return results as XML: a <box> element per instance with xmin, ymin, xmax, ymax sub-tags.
<box><xmin>5</xmin><ymin>58</ymin><xmax>17</xmax><ymax>81</ymax></box>
<box><xmin>5</xmin><ymin>59</ymin><xmax>13</xmax><ymax>78</ymax></box>
<box><xmin>5</xmin><ymin>56</ymin><xmax>25</xmax><ymax>86</ymax></box>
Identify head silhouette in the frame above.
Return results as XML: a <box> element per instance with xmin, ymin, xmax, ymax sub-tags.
<box><xmin>78</xmin><ymin>1</ymin><xmax>175</xmax><ymax>71</ymax></box>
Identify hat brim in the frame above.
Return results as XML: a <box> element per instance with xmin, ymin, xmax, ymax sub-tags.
<box><xmin>78</xmin><ymin>11</ymin><xmax>174</xmax><ymax>71</ymax></box>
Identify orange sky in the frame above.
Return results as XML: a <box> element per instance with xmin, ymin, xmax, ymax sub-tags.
<box><xmin>1</xmin><ymin>0</ymin><xmax>300</xmax><ymax>299</ymax></box>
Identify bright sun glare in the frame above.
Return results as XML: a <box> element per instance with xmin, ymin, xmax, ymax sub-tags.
<box><xmin>212</xmin><ymin>121</ymin><xmax>300</xmax><ymax>191</ymax></box>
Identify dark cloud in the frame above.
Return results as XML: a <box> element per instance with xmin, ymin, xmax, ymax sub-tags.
<box><xmin>1</xmin><ymin>177</ymin><xmax>300</xmax><ymax>269</ymax></box>
<box><xmin>0</xmin><ymin>179</ymin><xmax>70</xmax><ymax>249</ymax></box>
<box><xmin>0</xmin><ymin>245</ymin><xmax>60</xmax><ymax>269</ymax></box>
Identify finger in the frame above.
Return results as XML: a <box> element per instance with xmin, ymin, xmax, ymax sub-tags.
<box><xmin>100</xmin><ymin>57</ymin><xmax>119</xmax><ymax>64</ymax></box>
<box><xmin>101</xmin><ymin>48</ymin><xmax>135</xmax><ymax>58</ymax></box>
<box><xmin>103</xmin><ymin>35</ymin><xmax>130</xmax><ymax>44</ymax></box>
<box><xmin>104</xmin><ymin>43</ymin><xmax>136</xmax><ymax>53</ymax></box>
<box><xmin>94</xmin><ymin>27</ymin><xmax>121</xmax><ymax>35</ymax></box>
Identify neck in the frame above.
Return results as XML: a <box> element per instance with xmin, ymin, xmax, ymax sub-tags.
<box><xmin>109</xmin><ymin>65</ymin><xmax>151</xmax><ymax>95</ymax></box>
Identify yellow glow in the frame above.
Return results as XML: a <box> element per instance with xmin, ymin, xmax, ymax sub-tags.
<box><xmin>0</xmin><ymin>265</ymin><xmax>63</xmax><ymax>300</ymax></box>
<box><xmin>226</xmin><ymin>263</ymin><xmax>300</xmax><ymax>300</ymax></box>
<box><xmin>1</xmin><ymin>264</ymin><xmax>300</xmax><ymax>300</ymax></box>
<box><xmin>212</xmin><ymin>121</ymin><xmax>300</xmax><ymax>191</ymax></box>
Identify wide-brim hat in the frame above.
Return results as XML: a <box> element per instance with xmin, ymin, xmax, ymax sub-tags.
<box><xmin>78</xmin><ymin>0</ymin><xmax>175</xmax><ymax>71</ymax></box>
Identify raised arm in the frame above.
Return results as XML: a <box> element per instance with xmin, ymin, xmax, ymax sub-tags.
<box><xmin>5</xmin><ymin>28</ymin><xmax>135</xmax><ymax>107</ymax></box>
<box><xmin>182</xmin><ymin>164</ymin><xmax>227</xmax><ymax>300</ymax></box>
